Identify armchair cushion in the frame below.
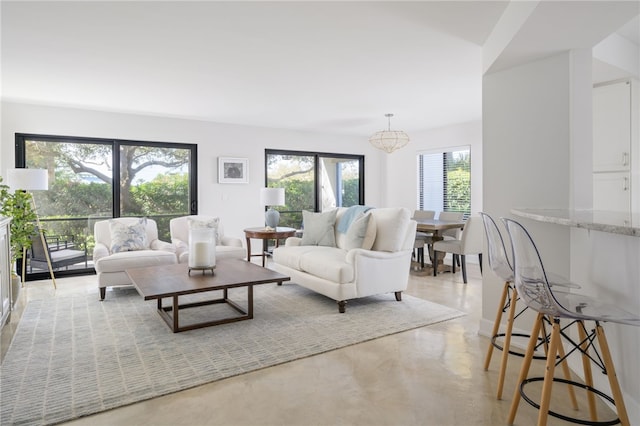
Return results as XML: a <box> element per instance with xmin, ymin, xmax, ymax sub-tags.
<box><xmin>109</xmin><ymin>217</ymin><xmax>149</xmax><ymax>253</ymax></box>
<box><xmin>300</xmin><ymin>209</ymin><xmax>337</xmax><ymax>247</ymax></box>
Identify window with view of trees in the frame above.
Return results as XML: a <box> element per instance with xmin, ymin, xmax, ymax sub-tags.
<box><xmin>265</xmin><ymin>150</ymin><xmax>364</xmax><ymax>229</ymax></box>
<box><xmin>418</xmin><ymin>147</ymin><xmax>471</xmax><ymax>218</ymax></box>
<box><xmin>16</xmin><ymin>134</ymin><xmax>197</xmax><ymax>280</ymax></box>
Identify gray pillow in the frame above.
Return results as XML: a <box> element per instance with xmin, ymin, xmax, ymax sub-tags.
<box><xmin>300</xmin><ymin>210</ymin><xmax>337</xmax><ymax>247</ymax></box>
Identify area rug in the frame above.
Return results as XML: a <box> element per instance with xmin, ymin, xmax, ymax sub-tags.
<box><xmin>1</xmin><ymin>283</ymin><xmax>464</xmax><ymax>425</ymax></box>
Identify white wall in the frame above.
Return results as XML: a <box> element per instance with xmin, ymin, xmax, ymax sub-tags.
<box><xmin>384</xmin><ymin>120</ymin><xmax>483</xmax><ymax>214</ymax></box>
<box><xmin>483</xmin><ymin>51</ymin><xmax>640</xmax><ymax>422</ymax></box>
<box><xmin>0</xmin><ymin>101</ymin><xmax>385</xmax><ymax>255</ymax></box>
<box><xmin>482</xmin><ymin>51</ymin><xmax>572</xmax><ymax>336</ymax></box>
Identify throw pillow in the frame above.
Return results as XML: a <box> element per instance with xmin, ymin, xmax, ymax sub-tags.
<box><xmin>371</xmin><ymin>208</ymin><xmax>411</xmax><ymax>252</ymax></box>
<box><xmin>109</xmin><ymin>217</ymin><xmax>148</xmax><ymax>253</ymax></box>
<box><xmin>300</xmin><ymin>209</ymin><xmax>337</xmax><ymax>247</ymax></box>
<box><xmin>188</xmin><ymin>216</ymin><xmax>220</xmax><ymax>244</ymax></box>
<box><xmin>342</xmin><ymin>213</ymin><xmax>371</xmax><ymax>250</ymax></box>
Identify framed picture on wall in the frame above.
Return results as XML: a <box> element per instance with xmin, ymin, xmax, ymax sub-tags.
<box><xmin>218</xmin><ymin>157</ymin><xmax>249</xmax><ymax>184</ymax></box>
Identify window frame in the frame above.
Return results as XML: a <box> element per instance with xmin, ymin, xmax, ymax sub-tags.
<box><xmin>15</xmin><ymin>133</ymin><xmax>198</xmax><ymax>280</ymax></box>
<box><xmin>417</xmin><ymin>145</ymin><xmax>471</xmax><ymax>218</ymax></box>
<box><xmin>265</xmin><ymin>149</ymin><xmax>365</xmax><ymax>227</ymax></box>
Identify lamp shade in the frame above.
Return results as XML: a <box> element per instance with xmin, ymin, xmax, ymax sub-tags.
<box><xmin>369</xmin><ymin>113</ymin><xmax>410</xmax><ymax>153</ymax></box>
<box><xmin>369</xmin><ymin>130</ymin><xmax>410</xmax><ymax>153</ymax></box>
<box><xmin>260</xmin><ymin>187</ymin><xmax>285</xmax><ymax>206</ymax></box>
<box><xmin>7</xmin><ymin>168</ymin><xmax>48</xmax><ymax>191</ymax></box>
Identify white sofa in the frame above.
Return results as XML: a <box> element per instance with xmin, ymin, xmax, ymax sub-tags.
<box><xmin>272</xmin><ymin>207</ymin><xmax>417</xmax><ymax>313</ymax></box>
<box><xmin>169</xmin><ymin>215</ymin><xmax>245</xmax><ymax>263</ymax></box>
<box><xmin>94</xmin><ymin>217</ymin><xmax>177</xmax><ymax>300</ymax></box>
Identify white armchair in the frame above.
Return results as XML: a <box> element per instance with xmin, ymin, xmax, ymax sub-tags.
<box><xmin>94</xmin><ymin>217</ymin><xmax>177</xmax><ymax>300</ymax></box>
<box><xmin>169</xmin><ymin>215</ymin><xmax>245</xmax><ymax>263</ymax></box>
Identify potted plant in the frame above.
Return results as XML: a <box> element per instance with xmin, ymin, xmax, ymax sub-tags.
<box><xmin>0</xmin><ymin>177</ymin><xmax>37</xmax><ymax>302</ymax></box>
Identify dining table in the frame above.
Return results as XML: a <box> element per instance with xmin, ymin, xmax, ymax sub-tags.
<box><xmin>413</xmin><ymin>218</ymin><xmax>466</xmax><ymax>274</ymax></box>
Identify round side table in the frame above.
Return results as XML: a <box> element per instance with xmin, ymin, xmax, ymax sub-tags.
<box><xmin>244</xmin><ymin>227</ymin><xmax>296</xmax><ymax>267</ymax></box>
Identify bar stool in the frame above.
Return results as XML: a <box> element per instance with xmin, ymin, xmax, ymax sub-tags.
<box><xmin>504</xmin><ymin>218</ymin><xmax>640</xmax><ymax>426</ymax></box>
<box><xmin>479</xmin><ymin>212</ymin><xmax>578</xmax><ymax>401</ymax></box>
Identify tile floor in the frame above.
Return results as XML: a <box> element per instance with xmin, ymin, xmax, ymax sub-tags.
<box><xmin>2</xmin><ymin>260</ymin><xmax>616</xmax><ymax>425</ymax></box>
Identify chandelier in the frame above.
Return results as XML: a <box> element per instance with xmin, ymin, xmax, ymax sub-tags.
<box><xmin>368</xmin><ymin>113</ymin><xmax>410</xmax><ymax>153</ymax></box>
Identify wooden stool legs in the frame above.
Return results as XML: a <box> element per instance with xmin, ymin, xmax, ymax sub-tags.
<box><xmin>484</xmin><ymin>281</ymin><xmax>509</xmax><ymax>371</ymax></box>
<box><xmin>496</xmin><ymin>284</ymin><xmax>518</xmax><ymax>399</ymax></box>
<box><xmin>508</xmin><ymin>318</ymin><xmax>630</xmax><ymax>426</ymax></box>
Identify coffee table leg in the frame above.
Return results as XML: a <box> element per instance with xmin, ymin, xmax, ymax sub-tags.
<box><xmin>173</xmin><ymin>295</ymin><xmax>179</xmax><ymax>332</ymax></box>
<box><xmin>248</xmin><ymin>285</ymin><xmax>254</xmax><ymax>319</ymax></box>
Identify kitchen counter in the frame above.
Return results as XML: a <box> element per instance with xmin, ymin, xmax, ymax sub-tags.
<box><xmin>510</xmin><ymin>209</ymin><xmax>640</xmax><ymax>237</ymax></box>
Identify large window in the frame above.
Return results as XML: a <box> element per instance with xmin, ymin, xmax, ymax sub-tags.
<box><xmin>265</xmin><ymin>149</ymin><xmax>364</xmax><ymax>229</ymax></box>
<box><xmin>16</xmin><ymin>134</ymin><xmax>197</xmax><ymax>280</ymax></box>
<box><xmin>418</xmin><ymin>146</ymin><xmax>471</xmax><ymax>217</ymax></box>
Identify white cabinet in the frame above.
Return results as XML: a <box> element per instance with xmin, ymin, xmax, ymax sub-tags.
<box><xmin>593</xmin><ymin>80</ymin><xmax>631</xmax><ymax>172</ymax></box>
<box><xmin>593</xmin><ymin>172</ymin><xmax>631</xmax><ymax>224</ymax></box>
<box><xmin>1</xmin><ymin>217</ymin><xmax>11</xmax><ymax>329</ymax></box>
<box><xmin>593</xmin><ymin>79</ymin><xmax>638</xmax><ymax>216</ymax></box>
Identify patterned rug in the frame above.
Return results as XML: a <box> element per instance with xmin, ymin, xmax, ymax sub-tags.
<box><xmin>1</xmin><ymin>283</ymin><xmax>464</xmax><ymax>425</ymax></box>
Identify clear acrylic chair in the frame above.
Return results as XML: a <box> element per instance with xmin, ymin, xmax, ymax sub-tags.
<box><xmin>480</xmin><ymin>213</ymin><xmax>582</xmax><ymax>402</ymax></box>
<box><xmin>504</xmin><ymin>218</ymin><xmax>640</xmax><ymax>426</ymax></box>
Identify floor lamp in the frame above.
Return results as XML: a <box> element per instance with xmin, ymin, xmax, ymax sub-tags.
<box><xmin>7</xmin><ymin>168</ymin><xmax>56</xmax><ymax>289</ymax></box>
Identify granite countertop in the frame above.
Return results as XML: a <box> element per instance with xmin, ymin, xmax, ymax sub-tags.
<box><xmin>510</xmin><ymin>209</ymin><xmax>640</xmax><ymax>237</ymax></box>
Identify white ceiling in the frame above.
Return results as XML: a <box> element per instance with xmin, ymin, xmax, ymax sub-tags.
<box><xmin>1</xmin><ymin>1</ymin><xmax>638</xmax><ymax>137</ymax></box>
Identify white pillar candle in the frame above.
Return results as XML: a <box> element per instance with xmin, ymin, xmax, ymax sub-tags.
<box><xmin>190</xmin><ymin>241</ymin><xmax>210</xmax><ymax>268</ymax></box>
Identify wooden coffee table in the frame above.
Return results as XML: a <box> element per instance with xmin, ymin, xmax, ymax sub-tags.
<box><xmin>126</xmin><ymin>259</ymin><xmax>290</xmax><ymax>333</ymax></box>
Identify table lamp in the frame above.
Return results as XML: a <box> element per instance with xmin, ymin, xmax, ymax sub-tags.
<box><xmin>260</xmin><ymin>187</ymin><xmax>285</xmax><ymax>229</ymax></box>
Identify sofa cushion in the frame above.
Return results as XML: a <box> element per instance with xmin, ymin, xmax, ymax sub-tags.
<box><xmin>95</xmin><ymin>249</ymin><xmax>177</xmax><ymax>273</ymax></box>
<box><xmin>109</xmin><ymin>217</ymin><xmax>148</xmax><ymax>253</ymax></box>
<box><xmin>371</xmin><ymin>208</ymin><xmax>411</xmax><ymax>252</ymax></box>
<box><xmin>299</xmin><ymin>247</ymin><xmax>353</xmax><ymax>283</ymax></box>
<box><xmin>300</xmin><ymin>209</ymin><xmax>337</xmax><ymax>247</ymax></box>
<box><xmin>272</xmin><ymin>245</ymin><xmax>318</xmax><ymax>270</ymax></box>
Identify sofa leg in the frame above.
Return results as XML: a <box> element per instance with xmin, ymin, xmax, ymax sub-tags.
<box><xmin>338</xmin><ymin>301</ymin><xmax>346</xmax><ymax>313</ymax></box>
<box><xmin>395</xmin><ymin>291</ymin><xmax>402</xmax><ymax>301</ymax></box>
<box><xmin>99</xmin><ymin>287</ymin><xmax>106</xmax><ymax>300</ymax></box>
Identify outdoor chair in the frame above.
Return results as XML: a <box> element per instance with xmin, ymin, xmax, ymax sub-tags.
<box><xmin>29</xmin><ymin>229</ymin><xmax>87</xmax><ymax>273</ymax></box>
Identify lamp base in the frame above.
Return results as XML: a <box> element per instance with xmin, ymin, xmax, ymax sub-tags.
<box><xmin>265</xmin><ymin>208</ymin><xmax>280</xmax><ymax>228</ymax></box>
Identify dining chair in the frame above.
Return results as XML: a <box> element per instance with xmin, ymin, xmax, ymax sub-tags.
<box><xmin>504</xmin><ymin>218</ymin><xmax>640</xmax><ymax>426</ymax></box>
<box><xmin>412</xmin><ymin>210</ymin><xmax>435</xmax><ymax>268</ymax></box>
<box><xmin>432</xmin><ymin>215</ymin><xmax>483</xmax><ymax>283</ymax></box>
<box><xmin>437</xmin><ymin>211</ymin><xmax>464</xmax><ymax>266</ymax></box>
<box><xmin>438</xmin><ymin>211</ymin><xmax>464</xmax><ymax>240</ymax></box>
